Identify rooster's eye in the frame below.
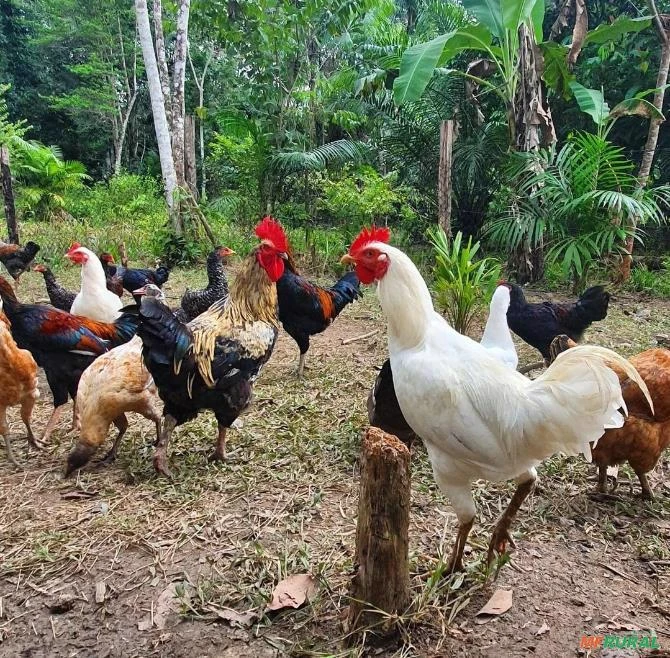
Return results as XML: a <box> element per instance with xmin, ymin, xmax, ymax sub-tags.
<box><xmin>364</xmin><ymin>250</ymin><xmax>374</xmax><ymax>257</ymax></box>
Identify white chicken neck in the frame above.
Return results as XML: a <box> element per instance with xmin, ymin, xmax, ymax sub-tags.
<box><xmin>78</xmin><ymin>249</ymin><xmax>108</xmax><ymax>291</ymax></box>
<box><xmin>375</xmin><ymin>243</ymin><xmax>435</xmax><ymax>350</ymax></box>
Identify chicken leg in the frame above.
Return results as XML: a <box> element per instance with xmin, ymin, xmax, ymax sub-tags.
<box><xmin>41</xmin><ymin>404</ymin><xmax>67</xmax><ymax>444</ymax></box>
<box><xmin>97</xmin><ymin>414</ymin><xmax>129</xmax><ymax>466</ymax></box>
<box><xmin>210</xmin><ymin>424</ymin><xmax>228</xmax><ymax>462</ymax></box>
<box><xmin>487</xmin><ymin>469</ymin><xmax>537</xmax><ymax>569</ymax></box>
<box><xmin>297</xmin><ymin>353</ymin><xmax>307</xmax><ymax>379</ymax></box>
<box><xmin>441</xmin><ymin>481</ymin><xmax>476</xmax><ymax>574</ymax></box>
<box><xmin>153</xmin><ymin>415</ymin><xmax>177</xmax><ymax>479</ymax></box>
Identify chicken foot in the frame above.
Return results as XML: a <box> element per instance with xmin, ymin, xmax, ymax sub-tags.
<box><xmin>487</xmin><ymin>469</ymin><xmax>537</xmax><ymax>570</ymax></box>
<box><xmin>635</xmin><ymin>470</ymin><xmax>654</xmax><ymax>500</ymax></box>
<box><xmin>153</xmin><ymin>415</ymin><xmax>177</xmax><ymax>479</ymax></box>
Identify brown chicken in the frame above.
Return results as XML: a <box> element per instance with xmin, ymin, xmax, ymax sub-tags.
<box><xmin>66</xmin><ymin>336</ymin><xmax>162</xmax><ymax>476</ymax></box>
<box><xmin>550</xmin><ymin>335</ymin><xmax>668</xmax><ymax>499</ymax></box>
<box><xmin>0</xmin><ymin>298</ymin><xmax>40</xmax><ymax>466</ymax></box>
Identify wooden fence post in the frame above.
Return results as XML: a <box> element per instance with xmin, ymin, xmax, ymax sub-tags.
<box><xmin>348</xmin><ymin>426</ymin><xmax>411</xmax><ymax>640</ymax></box>
<box><xmin>437</xmin><ymin>120</ymin><xmax>454</xmax><ymax>238</ymax></box>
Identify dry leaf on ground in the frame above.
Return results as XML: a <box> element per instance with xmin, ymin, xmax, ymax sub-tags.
<box><xmin>137</xmin><ymin>583</ymin><xmax>181</xmax><ymax>631</ymax></box>
<box><xmin>207</xmin><ymin>606</ymin><xmax>258</xmax><ymax>627</ymax></box>
<box><xmin>267</xmin><ymin>574</ymin><xmax>318</xmax><ymax>611</ymax></box>
<box><xmin>475</xmin><ymin>589</ymin><xmax>513</xmax><ymax>622</ymax></box>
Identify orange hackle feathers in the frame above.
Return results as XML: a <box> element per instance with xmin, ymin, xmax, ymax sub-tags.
<box><xmin>349</xmin><ymin>226</ymin><xmax>391</xmax><ymax>255</ymax></box>
<box><xmin>255</xmin><ymin>216</ymin><xmax>288</xmax><ymax>253</ymax></box>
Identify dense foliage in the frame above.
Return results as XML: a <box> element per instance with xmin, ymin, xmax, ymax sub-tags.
<box><xmin>1</xmin><ymin>0</ymin><xmax>669</xmax><ymax>286</ymax></box>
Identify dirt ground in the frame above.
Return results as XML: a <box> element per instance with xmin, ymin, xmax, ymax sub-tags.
<box><xmin>1</xmin><ymin>265</ymin><xmax>670</xmax><ymax>658</ymax></box>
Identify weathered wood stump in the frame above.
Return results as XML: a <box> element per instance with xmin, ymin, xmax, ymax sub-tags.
<box><xmin>347</xmin><ymin>426</ymin><xmax>411</xmax><ymax>639</ymax></box>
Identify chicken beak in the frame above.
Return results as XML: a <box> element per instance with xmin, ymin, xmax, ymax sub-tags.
<box><xmin>278</xmin><ymin>252</ymin><xmax>288</xmax><ymax>261</ymax></box>
<box><xmin>133</xmin><ymin>286</ymin><xmax>147</xmax><ymax>297</ymax></box>
<box><xmin>340</xmin><ymin>254</ymin><xmax>355</xmax><ymax>266</ymax></box>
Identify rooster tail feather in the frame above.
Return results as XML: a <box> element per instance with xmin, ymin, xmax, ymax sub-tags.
<box><xmin>528</xmin><ymin>345</ymin><xmax>652</xmax><ymax>462</ymax></box>
<box><xmin>329</xmin><ymin>271</ymin><xmax>361</xmax><ymax>315</ymax></box>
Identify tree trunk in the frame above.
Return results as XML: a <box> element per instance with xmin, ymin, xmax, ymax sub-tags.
<box><xmin>113</xmin><ymin>91</ymin><xmax>138</xmax><ymax>175</ymax></box>
<box><xmin>184</xmin><ymin>114</ymin><xmax>198</xmax><ymax>197</ymax></box>
<box><xmin>618</xmin><ymin>5</ymin><xmax>670</xmax><ymax>283</ymax></box>
<box><xmin>135</xmin><ymin>0</ymin><xmax>180</xmax><ymax>234</ymax></box>
<box><xmin>0</xmin><ymin>146</ymin><xmax>19</xmax><ymax>244</ymax></box>
<box><xmin>438</xmin><ymin>120</ymin><xmax>454</xmax><ymax>238</ymax></box>
<box><xmin>509</xmin><ymin>24</ymin><xmax>556</xmax><ymax>282</ymax></box>
<box><xmin>347</xmin><ymin>427</ymin><xmax>410</xmax><ymax>641</ymax></box>
<box><xmin>152</xmin><ymin>0</ymin><xmax>172</xmax><ymax>130</ymax></box>
<box><xmin>171</xmin><ymin>0</ymin><xmax>190</xmax><ymax>188</ymax></box>
<box><xmin>188</xmin><ymin>48</ymin><xmax>213</xmax><ymax>201</ymax></box>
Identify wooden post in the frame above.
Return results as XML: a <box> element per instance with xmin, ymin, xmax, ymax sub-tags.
<box><xmin>184</xmin><ymin>114</ymin><xmax>198</xmax><ymax>198</ymax></box>
<box><xmin>348</xmin><ymin>427</ymin><xmax>410</xmax><ymax>639</ymax></box>
<box><xmin>437</xmin><ymin>120</ymin><xmax>454</xmax><ymax>238</ymax></box>
<box><xmin>0</xmin><ymin>146</ymin><xmax>19</xmax><ymax>244</ymax></box>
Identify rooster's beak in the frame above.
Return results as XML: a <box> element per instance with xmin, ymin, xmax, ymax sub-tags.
<box><xmin>340</xmin><ymin>254</ymin><xmax>355</xmax><ymax>266</ymax></box>
<box><xmin>278</xmin><ymin>252</ymin><xmax>288</xmax><ymax>260</ymax></box>
<box><xmin>133</xmin><ymin>286</ymin><xmax>147</xmax><ymax>297</ymax></box>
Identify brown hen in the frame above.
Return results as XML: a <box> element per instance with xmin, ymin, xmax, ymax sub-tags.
<box><xmin>550</xmin><ymin>335</ymin><xmax>669</xmax><ymax>498</ymax></box>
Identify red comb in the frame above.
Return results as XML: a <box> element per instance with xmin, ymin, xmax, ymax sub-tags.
<box><xmin>66</xmin><ymin>242</ymin><xmax>82</xmax><ymax>254</ymax></box>
<box><xmin>255</xmin><ymin>216</ymin><xmax>288</xmax><ymax>252</ymax></box>
<box><xmin>349</xmin><ymin>226</ymin><xmax>391</xmax><ymax>255</ymax></box>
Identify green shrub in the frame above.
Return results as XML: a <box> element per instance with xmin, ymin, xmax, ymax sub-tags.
<box><xmin>430</xmin><ymin>228</ymin><xmax>501</xmax><ymax>335</ymax></box>
<box><xmin>20</xmin><ymin>173</ymin><xmax>167</xmax><ymax>266</ymax></box>
<box><xmin>318</xmin><ymin>166</ymin><xmax>417</xmax><ymax>232</ymax></box>
<box><xmin>628</xmin><ymin>263</ymin><xmax>670</xmax><ymax>297</ymax></box>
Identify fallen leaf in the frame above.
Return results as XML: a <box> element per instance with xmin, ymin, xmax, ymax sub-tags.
<box><xmin>267</xmin><ymin>574</ymin><xmax>317</xmax><ymax>612</ymax></box>
<box><xmin>95</xmin><ymin>581</ymin><xmax>106</xmax><ymax>604</ymax></box>
<box><xmin>536</xmin><ymin>622</ymin><xmax>550</xmax><ymax>636</ymax></box>
<box><xmin>475</xmin><ymin>589</ymin><xmax>513</xmax><ymax>621</ymax></box>
<box><xmin>207</xmin><ymin>606</ymin><xmax>258</xmax><ymax>627</ymax></box>
<box><xmin>137</xmin><ymin>582</ymin><xmax>182</xmax><ymax>631</ymax></box>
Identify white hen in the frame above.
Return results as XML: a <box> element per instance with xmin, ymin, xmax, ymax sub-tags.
<box><xmin>343</xmin><ymin>227</ymin><xmax>651</xmax><ymax>572</ymax></box>
<box><xmin>67</xmin><ymin>244</ymin><xmax>123</xmax><ymax>323</ymax></box>
<box><xmin>479</xmin><ymin>284</ymin><xmax>518</xmax><ymax>370</ymax></box>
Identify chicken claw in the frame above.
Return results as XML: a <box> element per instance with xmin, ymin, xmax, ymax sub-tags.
<box><xmin>153</xmin><ymin>453</ymin><xmax>174</xmax><ymax>479</ymax></box>
<box><xmin>486</xmin><ymin>524</ymin><xmax>516</xmax><ymax>568</ymax></box>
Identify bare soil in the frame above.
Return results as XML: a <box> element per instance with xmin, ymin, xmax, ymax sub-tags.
<box><xmin>1</xmin><ymin>269</ymin><xmax>670</xmax><ymax>658</ymax></box>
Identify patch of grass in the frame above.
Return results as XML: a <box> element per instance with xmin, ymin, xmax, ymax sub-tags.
<box><xmin>628</xmin><ymin>263</ymin><xmax>670</xmax><ymax>297</ymax></box>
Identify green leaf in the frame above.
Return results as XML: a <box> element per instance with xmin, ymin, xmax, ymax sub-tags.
<box><xmin>394</xmin><ymin>34</ymin><xmax>450</xmax><ymax>105</ymax></box>
<box><xmin>634</xmin><ymin>84</ymin><xmax>670</xmax><ymax>100</ymax></box>
<box><xmin>530</xmin><ymin>0</ymin><xmax>545</xmax><ymax>41</ymax></box>
<box><xmin>462</xmin><ymin>0</ymin><xmax>504</xmax><ymax>40</ymax></box>
<box><xmin>501</xmin><ymin>0</ymin><xmax>542</xmax><ymax>34</ymax></box>
<box><xmin>583</xmin><ymin>16</ymin><xmax>651</xmax><ymax>45</ymax></box>
<box><xmin>569</xmin><ymin>82</ymin><xmax>610</xmax><ymax>126</ymax></box>
<box><xmin>541</xmin><ymin>42</ymin><xmax>574</xmax><ymax>99</ymax></box>
<box><xmin>609</xmin><ymin>98</ymin><xmax>664</xmax><ymax>121</ymax></box>
<box><xmin>394</xmin><ymin>26</ymin><xmax>492</xmax><ymax>104</ymax></box>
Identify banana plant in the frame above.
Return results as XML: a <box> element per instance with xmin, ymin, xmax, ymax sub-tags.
<box><xmin>393</xmin><ymin>0</ymin><xmax>651</xmax><ymax>133</ymax></box>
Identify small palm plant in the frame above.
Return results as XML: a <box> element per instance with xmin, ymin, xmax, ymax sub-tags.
<box><xmin>430</xmin><ymin>228</ymin><xmax>501</xmax><ymax>335</ymax></box>
<box><xmin>486</xmin><ymin>131</ymin><xmax>670</xmax><ymax>290</ymax></box>
<box><xmin>13</xmin><ymin>143</ymin><xmax>89</xmax><ymax>221</ymax></box>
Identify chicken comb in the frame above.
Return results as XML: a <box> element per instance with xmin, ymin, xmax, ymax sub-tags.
<box><xmin>255</xmin><ymin>216</ymin><xmax>288</xmax><ymax>253</ymax></box>
<box><xmin>349</xmin><ymin>226</ymin><xmax>391</xmax><ymax>255</ymax></box>
<box><xmin>66</xmin><ymin>242</ymin><xmax>82</xmax><ymax>254</ymax></box>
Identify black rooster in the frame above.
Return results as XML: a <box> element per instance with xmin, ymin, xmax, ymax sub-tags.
<box><xmin>0</xmin><ymin>240</ymin><xmax>40</xmax><ymax>283</ymax></box>
<box><xmin>277</xmin><ymin>254</ymin><xmax>361</xmax><ymax>378</ymax></box>
<box><xmin>505</xmin><ymin>282</ymin><xmax>610</xmax><ymax>361</ymax></box>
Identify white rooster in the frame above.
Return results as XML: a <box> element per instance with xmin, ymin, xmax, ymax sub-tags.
<box><xmin>66</xmin><ymin>243</ymin><xmax>123</xmax><ymax>322</ymax></box>
<box><xmin>343</xmin><ymin>227</ymin><xmax>652</xmax><ymax>572</ymax></box>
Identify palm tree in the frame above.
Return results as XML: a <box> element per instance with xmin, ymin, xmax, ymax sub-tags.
<box><xmin>486</xmin><ymin>132</ymin><xmax>670</xmax><ymax>290</ymax></box>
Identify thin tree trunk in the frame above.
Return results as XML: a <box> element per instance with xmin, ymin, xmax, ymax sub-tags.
<box><xmin>618</xmin><ymin>4</ymin><xmax>670</xmax><ymax>283</ymax></box>
<box><xmin>0</xmin><ymin>146</ymin><xmax>19</xmax><ymax>244</ymax></box>
<box><xmin>188</xmin><ymin>48</ymin><xmax>213</xmax><ymax>201</ymax></box>
<box><xmin>184</xmin><ymin>114</ymin><xmax>197</xmax><ymax>196</ymax></box>
<box><xmin>438</xmin><ymin>120</ymin><xmax>454</xmax><ymax>238</ymax></box>
<box><xmin>152</xmin><ymin>0</ymin><xmax>172</xmax><ymax>130</ymax></box>
<box><xmin>171</xmin><ymin>0</ymin><xmax>190</xmax><ymax>188</ymax></box>
<box><xmin>113</xmin><ymin>91</ymin><xmax>138</xmax><ymax>175</ymax></box>
<box><xmin>135</xmin><ymin>0</ymin><xmax>180</xmax><ymax>234</ymax></box>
